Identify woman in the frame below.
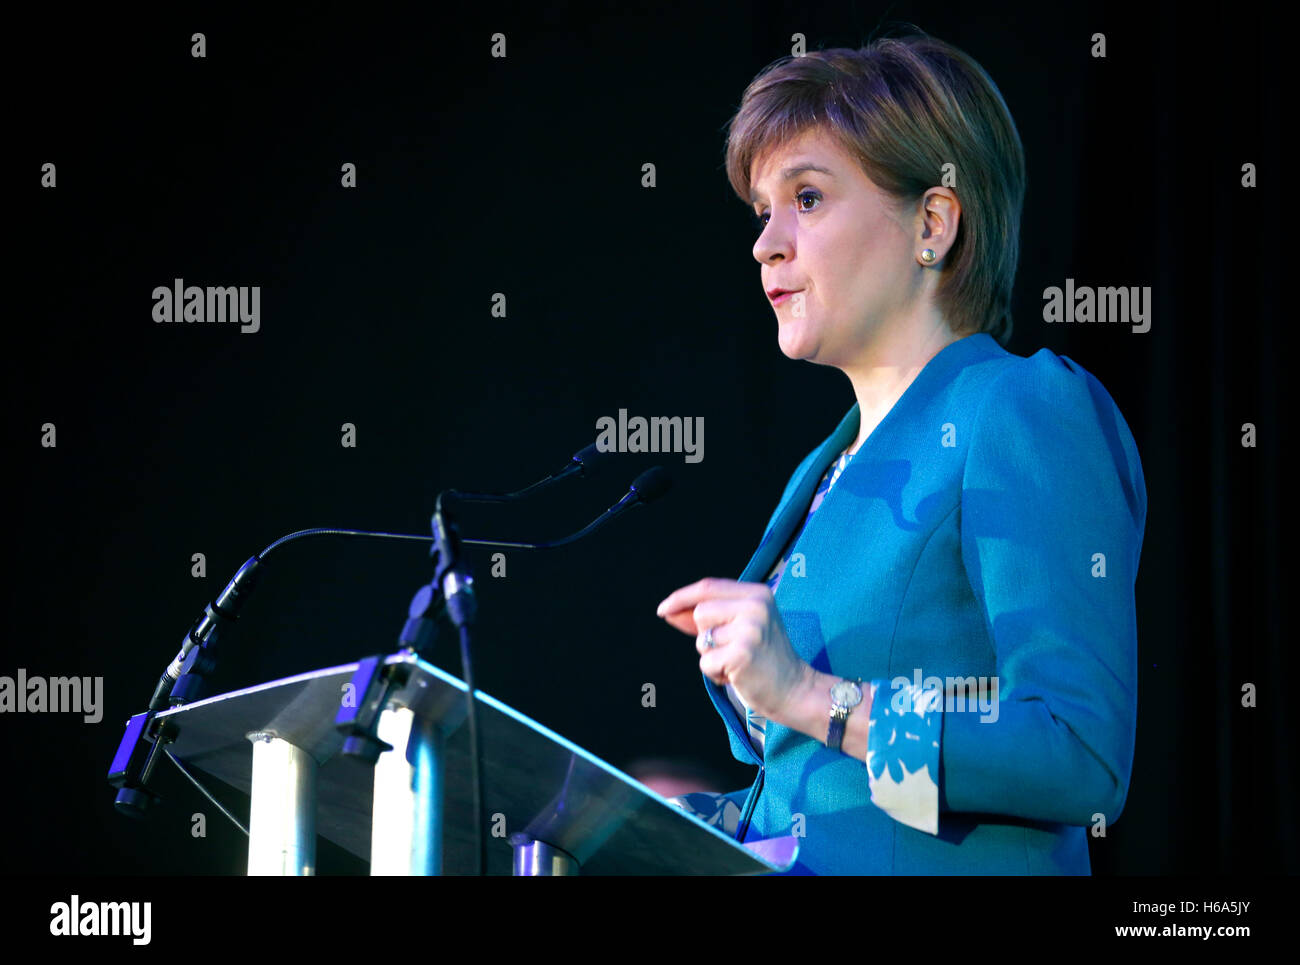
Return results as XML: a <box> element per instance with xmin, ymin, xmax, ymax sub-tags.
<box><xmin>656</xmin><ymin>32</ymin><xmax>1147</xmax><ymax>875</ymax></box>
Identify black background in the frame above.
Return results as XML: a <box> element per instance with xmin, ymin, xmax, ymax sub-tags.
<box><xmin>5</xmin><ymin>0</ymin><xmax>1288</xmax><ymax>877</ymax></box>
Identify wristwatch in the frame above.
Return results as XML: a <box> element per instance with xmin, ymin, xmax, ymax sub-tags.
<box><xmin>825</xmin><ymin>678</ymin><xmax>863</xmax><ymax>752</ymax></box>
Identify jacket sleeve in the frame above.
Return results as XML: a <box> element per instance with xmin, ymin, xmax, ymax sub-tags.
<box><xmin>863</xmin><ymin>353</ymin><xmax>1147</xmax><ymax>833</ymax></box>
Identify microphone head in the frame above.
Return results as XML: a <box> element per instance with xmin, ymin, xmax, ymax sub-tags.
<box><xmin>572</xmin><ymin>441</ymin><xmax>614</xmax><ymax>477</ymax></box>
<box><xmin>630</xmin><ymin>466</ymin><xmax>672</xmax><ymax>504</ymax></box>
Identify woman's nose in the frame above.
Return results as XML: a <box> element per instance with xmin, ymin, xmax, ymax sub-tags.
<box><xmin>753</xmin><ymin>217</ymin><xmax>792</xmax><ymax>263</ymax></box>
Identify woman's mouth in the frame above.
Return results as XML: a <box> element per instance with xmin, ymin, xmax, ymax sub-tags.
<box><xmin>769</xmin><ymin>289</ymin><xmax>803</xmax><ymax>306</ymax></box>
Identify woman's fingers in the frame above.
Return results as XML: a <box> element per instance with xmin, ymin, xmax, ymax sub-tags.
<box><xmin>662</xmin><ymin>609</ymin><xmax>698</xmax><ymax>636</ymax></box>
<box><xmin>657</xmin><ymin>578</ymin><xmax>733</xmax><ymax>636</ymax></box>
<box><xmin>695</xmin><ymin>622</ymin><xmax>728</xmax><ymax>655</ymax></box>
<box><xmin>655</xmin><ymin>577</ymin><xmax>755</xmax><ymax>618</ymax></box>
<box><xmin>660</xmin><ymin>597</ymin><xmax>743</xmax><ymax>640</ymax></box>
<box><xmin>656</xmin><ymin>577</ymin><xmax>801</xmax><ymax>721</ymax></box>
<box><xmin>698</xmin><ymin>641</ymin><xmax>735</xmax><ymax>686</ymax></box>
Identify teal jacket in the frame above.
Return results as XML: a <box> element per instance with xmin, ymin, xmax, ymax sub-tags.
<box><xmin>703</xmin><ymin>333</ymin><xmax>1147</xmax><ymax>874</ymax></box>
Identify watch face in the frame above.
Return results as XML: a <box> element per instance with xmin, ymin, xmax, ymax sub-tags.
<box><xmin>831</xmin><ymin>680</ymin><xmax>862</xmax><ymax>708</ymax></box>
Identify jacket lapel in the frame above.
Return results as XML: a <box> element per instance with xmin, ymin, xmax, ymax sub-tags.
<box><xmin>737</xmin><ymin>403</ymin><xmax>861</xmax><ymax>584</ymax></box>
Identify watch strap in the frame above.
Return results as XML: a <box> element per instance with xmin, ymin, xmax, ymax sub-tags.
<box><xmin>826</xmin><ymin>711</ymin><xmax>848</xmax><ymax>752</ymax></box>
<box><xmin>825</xmin><ymin>678</ymin><xmax>862</xmax><ymax>753</ymax></box>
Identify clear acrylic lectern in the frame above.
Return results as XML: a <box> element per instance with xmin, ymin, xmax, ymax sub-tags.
<box><xmin>151</xmin><ymin>652</ymin><xmax>798</xmax><ymax>875</ymax></box>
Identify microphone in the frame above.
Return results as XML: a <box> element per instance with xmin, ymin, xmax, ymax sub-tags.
<box><xmin>145</xmin><ymin>442</ymin><xmax>640</xmax><ymax>711</ymax></box>
<box><xmin>459</xmin><ymin>466</ymin><xmax>673</xmax><ymax>550</ymax></box>
<box><xmin>629</xmin><ymin>465</ymin><xmax>672</xmax><ymax>504</ymax></box>
<box><xmin>442</xmin><ymin>441</ymin><xmax>612</xmax><ymax>504</ymax></box>
<box><xmin>148</xmin><ymin>556</ymin><xmax>262</xmax><ymax>711</ymax></box>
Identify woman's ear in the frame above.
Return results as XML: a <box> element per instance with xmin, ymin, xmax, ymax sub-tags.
<box><xmin>916</xmin><ymin>188</ymin><xmax>961</xmax><ymax>264</ymax></box>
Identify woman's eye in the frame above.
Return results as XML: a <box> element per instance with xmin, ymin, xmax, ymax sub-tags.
<box><xmin>755</xmin><ymin>190</ymin><xmax>821</xmax><ymax>231</ymax></box>
<box><xmin>797</xmin><ymin>189</ymin><xmax>821</xmax><ymax>210</ymax></box>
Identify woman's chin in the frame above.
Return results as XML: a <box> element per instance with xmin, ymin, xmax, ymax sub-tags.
<box><xmin>776</xmin><ymin>326</ymin><xmax>817</xmax><ymax>361</ymax></box>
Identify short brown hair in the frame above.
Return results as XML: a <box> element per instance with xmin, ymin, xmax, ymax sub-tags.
<box><xmin>724</xmin><ymin>31</ymin><xmax>1026</xmax><ymax>345</ymax></box>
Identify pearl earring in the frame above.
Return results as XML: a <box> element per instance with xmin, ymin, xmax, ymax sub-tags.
<box><xmin>920</xmin><ymin>249</ymin><xmax>936</xmax><ymax>264</ymax></box>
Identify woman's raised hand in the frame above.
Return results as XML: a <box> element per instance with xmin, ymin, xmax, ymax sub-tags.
<box><xmin>656</xmin><ymin>577</ymin><xmax>813</xmax><ymax>725</ymax></box>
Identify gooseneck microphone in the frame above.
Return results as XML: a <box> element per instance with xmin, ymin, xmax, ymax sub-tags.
<box><xmin>440</xmin><ymin>441</ymin><xmax>613</xmax><ymax>503</ymax></box>
<box><xmin>453</xmin><ymin>466</ymin><xmax>673</xmax><ymax>549</ymax></box>
<box><xmin>144</xmin><ymin>442</ymin><xmax>623</xmax><ymax>713</ymax></box>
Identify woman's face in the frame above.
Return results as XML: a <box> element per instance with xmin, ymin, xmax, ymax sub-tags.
<box><xmin>750</xmin><ymin>127</ymin><xmax>921</xmax><ymax>366</ymax></box>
